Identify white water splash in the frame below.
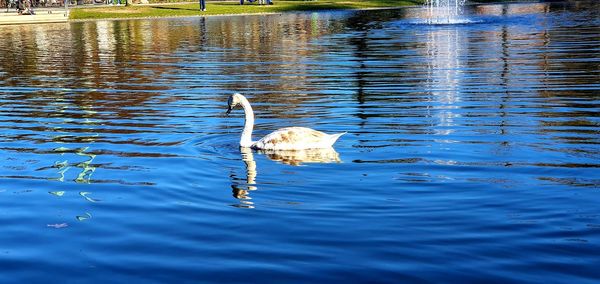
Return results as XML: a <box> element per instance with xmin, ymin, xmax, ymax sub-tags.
<box><xmin>426</xmin><ymin>0</ymin><xmax>468</xmax><ymax>24</ymax></box>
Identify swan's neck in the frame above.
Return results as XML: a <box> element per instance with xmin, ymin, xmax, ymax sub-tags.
<box><xmin>239</xmin><ymin>97</ymin><xmax>254</xmax><ymax>147</ymax></box>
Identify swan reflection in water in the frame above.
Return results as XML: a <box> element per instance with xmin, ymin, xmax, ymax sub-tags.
<box><xmin>230</xmin><ymin>147</ymin><xmax>341</xmax><ymax>208</ymax></box>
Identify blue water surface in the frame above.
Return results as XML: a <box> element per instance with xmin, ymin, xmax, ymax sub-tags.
<box><xmin>0</xmin><ymin>1</ymin><xmax>599</xmax><ymax>282</ymax></box>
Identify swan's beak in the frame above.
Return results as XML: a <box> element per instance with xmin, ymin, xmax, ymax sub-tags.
<box><xmin>225</xmin><ymin>106</ymin><xmax>233</xmax><ymax>115</ymax></box>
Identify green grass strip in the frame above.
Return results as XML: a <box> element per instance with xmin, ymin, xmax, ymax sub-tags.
<box><xmin>70</xmin><ymin>0</ymin><xmax>424</xmax><ymax>20</ymax></box>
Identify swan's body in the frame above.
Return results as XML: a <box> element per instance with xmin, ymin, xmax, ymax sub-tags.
<box><xmin>226</xmin><ymin>93</ymin><xmax>345</xmax><ymax>150</ymax></box>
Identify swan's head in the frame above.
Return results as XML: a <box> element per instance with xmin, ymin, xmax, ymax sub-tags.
<box><xmin>226</xmin><ymin>93</ymin><xmax>245</xmax><ymax>115</ymax></box>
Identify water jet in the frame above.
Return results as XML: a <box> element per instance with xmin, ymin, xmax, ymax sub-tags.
<box><xmin>426</xmin><ymin>0</ymin><xmax>468</xmax><ymax>24</ymax></box>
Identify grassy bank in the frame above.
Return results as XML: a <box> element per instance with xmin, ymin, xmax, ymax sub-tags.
<box><xmin>69</xmin><ymin>0</ymin><xmax>424</xmax><ymax>20</ymax></box>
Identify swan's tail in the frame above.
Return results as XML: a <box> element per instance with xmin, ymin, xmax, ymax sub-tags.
<box><xmin>328</xmin><ymin>132</ymin><xmax>347</xmax><ymax>146</ymax></box>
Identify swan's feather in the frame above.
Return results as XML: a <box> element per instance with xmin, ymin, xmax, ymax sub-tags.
<box><xmin>253</xmin><ymin>127</ymin><xmax>344</xmax><ymax>150</ymax></box>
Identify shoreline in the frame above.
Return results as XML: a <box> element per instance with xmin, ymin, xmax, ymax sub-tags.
<box><xmin>0</xmin><ymin>0</ymin><xmax>562</xmax><ymax>25</ymax></box>
<box><xmin>69</xmin><ymin>11</ymin><xmax>281</xmax><ymax>23</ymax></box>
<box><xmin>69</xmin><ymin>5</ymin><xmax>417</xmax><ymax>23</ymax></box>
<box><xmin>68</xmin><ymin>0</ymin><xmax>547</xmax><ymax>23</ymax></box>
<box><xmin>68</xmin><ymin>0</ymin><xmax>424</xmax><ymax>21</ymax></box>
<box><xmin>0</xmin><ymin>7</ymin><xmax>69</xmax><ymax>26</ymax></box>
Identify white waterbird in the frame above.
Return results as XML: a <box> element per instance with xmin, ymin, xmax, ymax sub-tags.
<box><xmin>226</xmin><ymin>93</ymin><xmax>345</xmax><ymax>150</ymax></box>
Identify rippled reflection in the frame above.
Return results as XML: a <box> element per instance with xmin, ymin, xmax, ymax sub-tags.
<box><xmin>424</xmin><ymin>26</ymin><xmax>464</xmax><ymax>136</ymax></box>
<box><xmin>230</xmin><ymin>148</ymin><xmax>257</xmax><ymax>208</ymax></box>
<box><xmin>231</xmin><ymin>147</ymin><xmax>341</xmax><ymax>208</ymax></box>
<box><xmin>258</xmin><ymin>147</ymin><xmax>341</xmax><ymax>166</ymax></box>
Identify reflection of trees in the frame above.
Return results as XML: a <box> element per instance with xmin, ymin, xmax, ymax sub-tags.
<box><xmin>207</xmin><ymin>13</ymin><xmax>346</xmax><ymax>117</ymax></box>
<box><xmin>0</xmin><ymin>13</ymin><xmax>360</xmax><ymax>186</ymax></box>
<box><xmin>342</xmin><ymin>9</ymin><xmax>415</xmax><ymax>136</ymax></box>
<box><xmin>344</xmin><ymin>10</ymin><xmax>376</xmax><ymax>114</ymax></box>
<box><xmin>0</xmin><ymin>13</ymin><xmax>370</xmax><ymax>158</ymax></box>
<box><xmin>341</xmin><ymin>2</ymin><xmax>598</xmax><ymax>155</ymax></box>
<box><xmin>0</xmin><ymin>13</ymin><xmax>389</xmax><ymax>120</ymax></box>
<box><xmin>470</xmin><ymin>1</ymin><xmax>600</xmax><ymax>158</ymax></box>
<box><xmin>0</xmin><ymin>4</ymin><xmax>595</xmax><ymax>135</ymax></box>
<box><xmin>482</xmin><ymin>2</ymin><xmax>599</xmax><ymax>147</ymax></box>
<box><xmin>0</xmin><ymin>25</ymin><xmax>44</xmax><ymax>83</ymax></box>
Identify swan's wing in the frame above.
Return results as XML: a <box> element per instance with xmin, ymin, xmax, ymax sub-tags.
<box><xmin>254</xmin><ymin>127</ymin><xmax>331</xmax><ymax>150</ymax></box>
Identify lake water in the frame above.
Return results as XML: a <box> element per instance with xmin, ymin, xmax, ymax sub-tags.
<box><xmin>0</xmin><ymin>1</ymin><xmax>599</xmax><ymax>282</ymax></box>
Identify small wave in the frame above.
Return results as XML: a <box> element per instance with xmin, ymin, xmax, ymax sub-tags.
<box><xmin>191</xmin><ymin>133</ymin><xmax>240</xmax><ymax>160</ymax></box>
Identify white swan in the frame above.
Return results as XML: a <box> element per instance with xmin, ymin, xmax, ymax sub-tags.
<box><xmin>226</xmin><ymin>93</ymin><xmax>346</xmax><ymax>150</ymax></box>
